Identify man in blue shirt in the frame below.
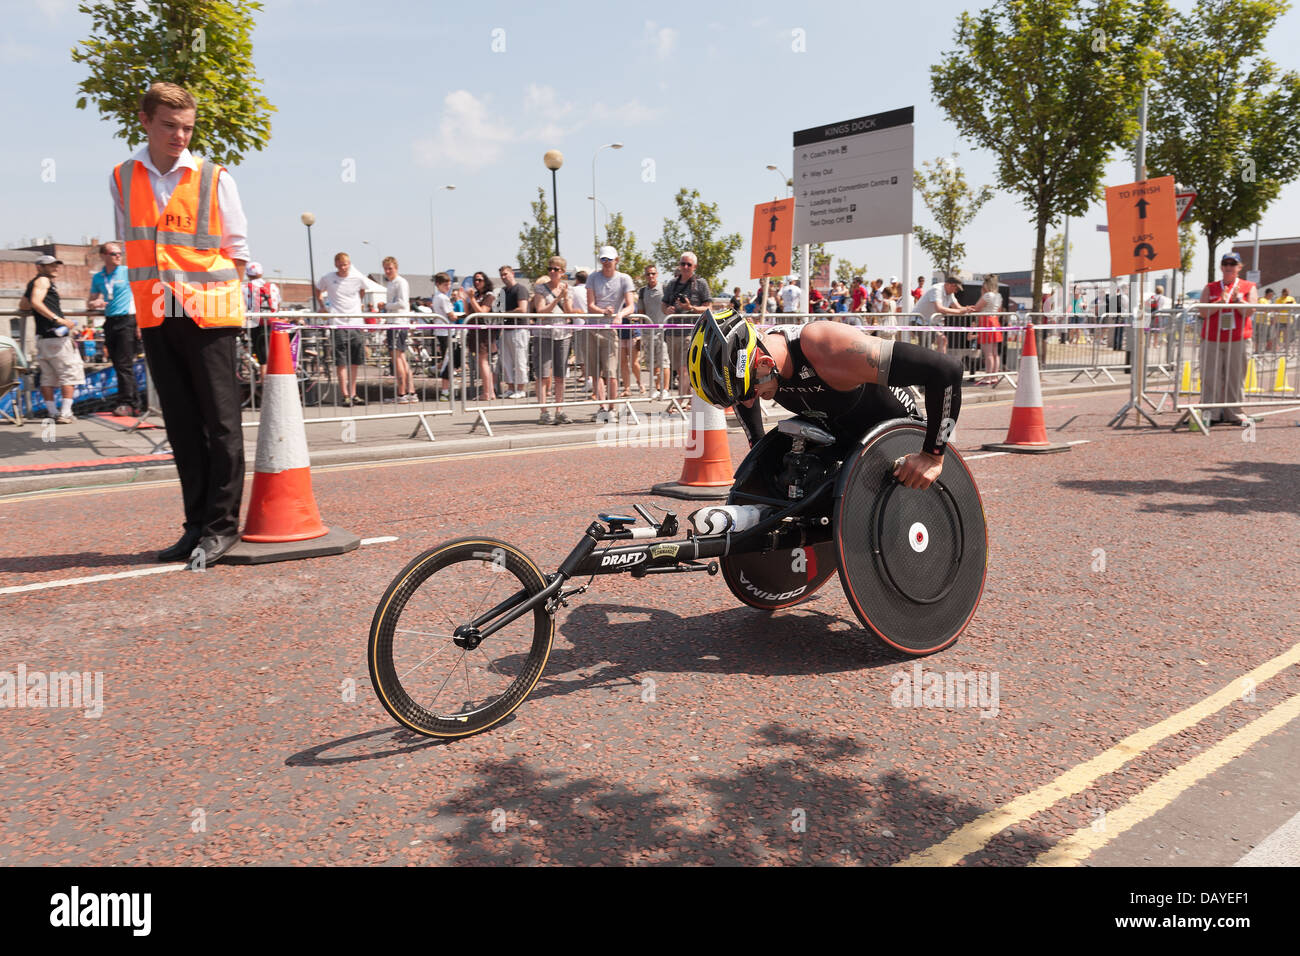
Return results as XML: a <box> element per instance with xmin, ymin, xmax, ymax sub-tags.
<box><xmin>86</xmin><ymin>241</ymin><xmax>143</xmax><ymax>416</ymax></box>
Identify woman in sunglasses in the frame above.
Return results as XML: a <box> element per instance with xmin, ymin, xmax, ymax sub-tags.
<box><xmin>463</xmin><ymin>271</ymin><xmax>497</xmax><ymax>401</ymax></box>
<box><xmin>531</xmin><ymin>257</ymin><xmax>574</xmax><ymax>424</ymax></box>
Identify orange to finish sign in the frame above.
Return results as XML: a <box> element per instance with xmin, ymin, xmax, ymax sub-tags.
<box><xmin>750</xmin><ymin>199</ymin><xmax>794</xmax><ymax>279</ymax></box>
<box><xmin>1104</xmin><ymin>175</ymin><xmax>1179</xmax><ymax>278</ymax></box>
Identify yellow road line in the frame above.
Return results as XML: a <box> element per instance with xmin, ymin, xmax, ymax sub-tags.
<box><xmin>895</xmin><ymin>642</ymin><xmax>1300</xmax><ymax>867</ymax></box>
<box><xmin>1033</xmin><ymin>692</ymin><xmax>1300</xmax><ymax>866</ymax></box>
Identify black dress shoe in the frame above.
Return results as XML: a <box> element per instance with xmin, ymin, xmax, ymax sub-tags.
<box><xmin>158</xmin><ymin>532</ymin><xmax>201</xmax><ymax>562</ymax></box>
<box><xmin>189</xmin><ymin>532</ymin><xmax>240</xmax><ymax>568</ymax></box>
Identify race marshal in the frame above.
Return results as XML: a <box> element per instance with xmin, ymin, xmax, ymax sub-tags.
<box><xmin>750</xmin><ymin>199</ymin><xmax>794</xmax><ymax>279</ymax></box>
<box><xmin>1105</xmin><ymin>175</ymin><xmax>1178</xmax><ymax>277</ymax></box>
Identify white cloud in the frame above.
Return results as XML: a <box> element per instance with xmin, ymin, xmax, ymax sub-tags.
<box><xmin>591</xmin><ymin>99</ymin><xmax>664</xmax><ymax>127</ymax></box>
<box><xmin>413</xmin><ymin>90</ymin><xmax>515</xmax><ymax>168</ymax></box>
<box><xmin>643</xmin><ymin>21</ymin><xmax>677</xmax><ymax>60</ymax></box>
<box><xmin>36</xmin><ymin>0</ymin><xmax>74</xmax><ymax>20</ymax></box>
<box><xmin>522</xmin><ymin>84</ymin><xmax>573</xmax><ymax>118</ymax></box>
<box><xmin>415</xmin><ymin>86</ymin><xmax>663</xmax><ymax>170</ymax></box>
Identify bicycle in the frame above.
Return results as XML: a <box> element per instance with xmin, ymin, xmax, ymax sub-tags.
<box><xmin>368</xmin><ymin>417</ymin><xmax>988</xmax><ymax>739</ymax></box>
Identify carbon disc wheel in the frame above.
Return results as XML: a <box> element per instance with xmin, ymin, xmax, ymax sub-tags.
<box><xmin>834</xmin><ymin>421</ymin><xmax>987</xmax><ymax>655</ymax></box>
<box><xmin>368</xmin><ymin>538</ymin><xmax>554</xmax><ymax>738</ymax></box>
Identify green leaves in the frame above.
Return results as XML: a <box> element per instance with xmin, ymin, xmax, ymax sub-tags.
<box><xmin>71</xmin><ymin>0</ymin><xmax>275</xmax><ymax>167</ymax></box>
<box><xmin>913</xmin><ymin>154</ymin><xmax>993</xmax><ymax>276</ymax></box>
<box><xmin>931</xmin><ymin>0</ymin><xmax>1168</xmax><ymax>305</ymax></box>
<box><xmin>517</xmin><ymin>187</ymin><xmax>557</xmax><ymax>279</ymax></box>
<box><xmin>604</xmin><ymin>213</ymin><xmax>652</xmax><ymax>279</ymax></box>
<box><xmin>1147</xmin><ymin>0</ymin><xmax>1300</xmax><ymax>278</ymax></box>
<box><xmin>652</xmin><ymin>188</ymin><xmax>743</xmax><ymax>293</ymax></box>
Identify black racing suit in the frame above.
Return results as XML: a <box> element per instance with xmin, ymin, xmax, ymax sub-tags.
<box><xmin>734</xmin><ymin>324</ymin><xmax>963</xmax><ymax>456</ymax></box>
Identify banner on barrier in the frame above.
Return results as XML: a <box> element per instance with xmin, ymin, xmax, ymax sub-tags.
<box><xmin>2</xmin><ymin>358</ymin><xmax>146</xmax><ymax>417</ymax></box>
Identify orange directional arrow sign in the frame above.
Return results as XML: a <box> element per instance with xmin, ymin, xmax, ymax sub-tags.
<box><xmin>751</xmin><ymin>199</ymin><xmax>793</xmax><ymax>279</ymax></box>
<box><xmin>1105</xmin><ymin>175</ymin><xmax>1178</xmax><ymax>277</ymax></box>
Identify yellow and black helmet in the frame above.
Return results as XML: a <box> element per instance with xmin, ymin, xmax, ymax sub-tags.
<box><xmin>687</xmin><ymin>308</ymin><xmax>761</xmax><ymax>408</ymax></box>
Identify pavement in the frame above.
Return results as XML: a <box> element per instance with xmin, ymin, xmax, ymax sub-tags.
<box><xmin>3</xmin><ymin>386</ymin><xmax>1299</xmax><ymax>868</ymax></box>
<box><xmin>0</xmin><ymin>368</ymin><xmax>1140</xmax><ymax>497</ymax></box>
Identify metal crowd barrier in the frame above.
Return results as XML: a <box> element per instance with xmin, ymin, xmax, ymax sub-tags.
<box><xmin>241</xmin><ymin>312</ymin><xmax>707</xmax><ymax>439</ymax></box>
<box><xmin>6</xmin><ymin>304</ymin><xmax>1207</xmax><ymax>441</ymax></box>
<box><xmin>1164</xmin><ymin>302</ymin><xmax>1300</xmax><ymax>432</ymax></box>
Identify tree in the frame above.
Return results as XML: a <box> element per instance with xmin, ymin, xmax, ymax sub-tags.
<box><xmin>517</xmin><ymin>187</ymin><xmax>556</xmax><ymax>279</ymax></box>
<box><xmin>1145</xmin><ymin>0</ymin><xmax>1300</xmax><ymax>280</ymax></box>
<box><xmin>1043</xmin><ymin>232</ymin><xmax>1074</xmax><ymax>287</ymax></box>
<box><xmin>834</xmin><ymin>259</ymin><xmax>870</xmax><ymax>285</ymax></box>
<box><xmin>931</xmin><ymin>0</ymin><xmax>1166</xmax><ymax>315</ymax></box>
<box><xmin>72</xmin><ymin>0</ymin><xmax>275</xmax><ymax>166</ymax></box>
<box><xmin>652</xmin><ymin>188</ymin><xmax>743</xmax><ymax>293</ymax></box>
<box><xmin>792</xmin><ymin>242</ymin><xmax>831</xmax><ymax>281</ymax></box>
<box><xmin>603</xmin><ymin>212</ymin><xmax>652</xmax><ymax>278</ymax></box>
<box><xmin>913</xmin><ymin>154</ymin><xmax>994</xmax><ymax>276</ymax></box>
<box><xmin>1179</xmin><ymin>220</ymin><xmax>1197</xmax><ymax>276</ymax></box>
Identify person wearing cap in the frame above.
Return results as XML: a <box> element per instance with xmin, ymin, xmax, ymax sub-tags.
<box><xmin>1198</xmin><ymin>251</ymin><xmax>1258</xmax><ymax>426</ymax></box>
<box><xmin>23</xmin><ymin>256</ymin><xmax>84</xmax><ymax>424</ymax></box>
<box><xmin>110</xmin><ymin>81</ymin><xmax>250</xmax><ymax>566</ymax></box>
<box><xmin>586</xmin><ymin>246</ymin><xmax>635</xmax><ymax>420</ymax></box>
<box><xmin>780</xmin><ymin>278</ymin><xmax>802</xmax><ymax>316</ymax></box>
<box><xmin>915</xmin><ymin>276</ymin><xmax>977</xmax><ymax>353</ymax></box>
<box><xmin>661</xmin><ymin>250</ymin><xmax>711</xmax><ymax>397</ymax></box>
<box><xmin>242</xmin><ymin>261</ymin><xmax>282</xmax><ymax>368</ymax></box>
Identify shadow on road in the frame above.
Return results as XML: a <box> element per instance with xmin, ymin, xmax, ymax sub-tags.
<box><xmin>0</xmin><ymin>551</ymin><xmax>158</xmax><ymax>574</ymax></box>
<box><xmin>523</xmin><ymin>600</ymin><xmax>913</xmax><ymax>705</ymax></box>
<box><xmin>1058</xmin><ymin>460</ymin><xmax>1300</xmax><ymax>516</ymax></box>
<box><xmin>406</xmin><ymin>721</ymin><xmax>1001</xmax><ymax>865</ymax></box>
<box><xmin>285</xmin><ymin>727</ymin><xmax>451</xmax><ymax>766</ymax></box>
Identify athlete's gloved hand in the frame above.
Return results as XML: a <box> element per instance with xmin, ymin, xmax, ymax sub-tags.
<box><xmin>893</xmin><ymin>451</ymin><xmax>943</xmax><ymax>490</ymax></box>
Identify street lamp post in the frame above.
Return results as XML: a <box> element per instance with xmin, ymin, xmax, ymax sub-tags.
<box><xmin>765</xmin><ymin>164</ymin><xmax>802</xmax><ymax>312</ymax></box>
<box><xmin>765</xmin><ymin>164</ymin><xmax>793</xmax><ymax>197</ymax></box>
<box><xmin>543</xmin><ymin>150</ymin><xmax>564</xmax><ymax>256</ymax></box>
<box><xmin>587</xmin><ymin>195</ymin><xmax>610</xmax><ymax>230</ymax></box>
<box><xmin>592</xmin><ymin>142</ymin><xmax>623</xmax><ymax>261</ymax></box>
<box><xmin>430</xmin><ymin>184</ymin><xmax>456</xmax><ymax>278</ymax></box>
<box><xmin>301</xmin><ymin>212</ymin><xmax>319</xmax><ymax>312</ymax></box>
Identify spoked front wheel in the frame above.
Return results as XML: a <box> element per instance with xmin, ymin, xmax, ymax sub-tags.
<box><xmin>368</xmin><ymin>538</ymin><xmax>554</xmax><ymax>738</ymax></box>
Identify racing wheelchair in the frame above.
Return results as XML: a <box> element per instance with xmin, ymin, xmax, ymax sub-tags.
<box><xmin>368</xmin><ymin>416</ymin><xmax>987</xmax><ymax>739</ymax></box>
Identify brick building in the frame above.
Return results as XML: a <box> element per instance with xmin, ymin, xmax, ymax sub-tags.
<box><xmin>1228</xmin><ymin>236</ymin><xmax>1300</xmax><ymax>288</ymax></box>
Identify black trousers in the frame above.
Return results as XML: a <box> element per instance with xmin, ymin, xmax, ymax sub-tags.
<box><xmin>103</xmin><ymin>314</ymin><xmax>142</xmax><ymax>410</ymax></box>
<box><xmin>141</xmin><ymin>304</ymin><xmax>245</xmax><ymax>540</ymax></box>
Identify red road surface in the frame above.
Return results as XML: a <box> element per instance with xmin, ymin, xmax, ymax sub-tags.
<box><xmin>2</xmin><ymin>393</ymin><xmax>1297</xmax><ymax>865</ymax></box>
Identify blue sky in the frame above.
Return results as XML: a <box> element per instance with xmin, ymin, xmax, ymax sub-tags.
<box><xmin>3</xmin><ymin>0</ymin><xmax>1299</xmax><ymax>289</ymax></box>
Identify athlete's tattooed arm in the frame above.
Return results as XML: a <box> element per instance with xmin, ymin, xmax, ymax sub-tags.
<box><xmin>798</xmin><ymin>322</ymin><xmax>884</xmax><ymax>387</ymax></box>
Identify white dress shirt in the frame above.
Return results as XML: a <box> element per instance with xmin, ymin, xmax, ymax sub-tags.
<box><xmin>110</xmin><ymin>147</ymin><xmax>249</xmax><ymax>262</ymax></box>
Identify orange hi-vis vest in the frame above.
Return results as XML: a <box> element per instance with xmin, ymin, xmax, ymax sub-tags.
<box><xmin>1202</xmin><ymin>279</ymin><xmax>1254</xmax><ymax>343</ymax></box>
<box><xmin>114</xmin><ymin>157</ymin><xmax>244</xmax><ymax>329</ymax></box>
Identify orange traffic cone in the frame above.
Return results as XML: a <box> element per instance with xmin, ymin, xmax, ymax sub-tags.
<box><xmin>652</xmin><ymin>397</ymin><xmax>736</xmax><ymax>500</ymax></box>
<box><xmin>981</xmin><ymin>324</ymin><xmax>1071</xmax><ymax>454</ymax></box>
<box><xmin>224</xmin><ymin>330</ymin><xmax>360</xmax><ymax>565</ymax></box>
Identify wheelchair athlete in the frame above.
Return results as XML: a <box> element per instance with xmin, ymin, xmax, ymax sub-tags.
<box><xmin>688</xmin><ymin>309</ymin><xmax>963</xmax><ymax>490</ymax></box>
